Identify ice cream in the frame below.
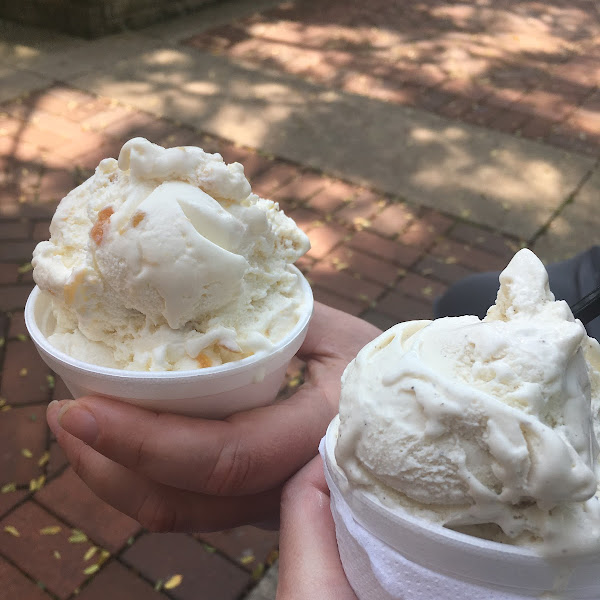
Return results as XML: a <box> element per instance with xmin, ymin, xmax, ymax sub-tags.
<box><xmin>32</xmin><ymin>137</ymin><xmax>310</xmax><ymax>372</ymax></box>
<box><xmin>335</xmin><ymin>248</ymin><xmax>600</xmax><ymax>555</ymax></box>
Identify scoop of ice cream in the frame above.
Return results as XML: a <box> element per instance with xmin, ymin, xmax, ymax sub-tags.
<box><xmin>32</xmin><ymin>138</ymin><xmax>310</xmax><ymax>371</ymax></box>
<box><xmin>335</xmin><ymin>249</ymin><xmax>600</xmax><ymax>547</ymax></box>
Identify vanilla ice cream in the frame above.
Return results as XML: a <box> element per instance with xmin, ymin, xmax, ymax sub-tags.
<box><xmin>335</xmin><ymin>248</ymin><xmax>600</xmax><ymax>555</ymax></box>
<box><xmin>32</xmin><ymin>137</ymin><xmax>310</xmax><ymax>371</ymax></box>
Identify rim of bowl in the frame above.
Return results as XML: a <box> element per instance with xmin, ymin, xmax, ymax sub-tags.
<box><xmin>25</xmin><ymin>265</ymin><xmax>313</xmax><ymax>380</ymax></box>
<box><xmin>324</xmin><ymin>416</ymin><xmax>600</xmax><ymax>562</ymax></box>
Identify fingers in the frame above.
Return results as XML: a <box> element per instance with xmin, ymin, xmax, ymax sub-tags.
<box><xmin>47</xmin><ymin>404</ymin><xmax>281</xmax><ymax>532</ymax></box>
<box><xmin>278</xmin><ymin>456</ymin><xmax>357</xmax><ymax>600</ymax></box>
<box><xmin>47</xmin><ymin>384</ymin><xmax>333</xmax><ymax>497</ymax></box>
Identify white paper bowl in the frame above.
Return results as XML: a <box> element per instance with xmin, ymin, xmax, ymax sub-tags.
<box><xmin>25</xmin><ymin>268</ymin><xmax>313</xmax><ymax>418</ymax></box>
<box><xmin>322</xmin><ymin>416</ymin><xmax>600</xmax><ymax>600</ymax></box>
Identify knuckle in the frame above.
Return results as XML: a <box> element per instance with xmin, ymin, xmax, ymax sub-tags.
<box><xmin>136</xmin><ymin>490</ymin><xmax>176</xmax><ymax>533</ymax></box>
<box><xmin>130</xmin><ymin>416</ymin><xmax>160</xmax><ymax>471</ymax></box>
<box><xmin>204</xmin><ymin>437</ymin><xmax>252</xmax><ymax>496</ymax></box>
<box><xmin>69</xmin><ymin>440</ymin><xmax>91</xmax><ymax>481</ymax></box>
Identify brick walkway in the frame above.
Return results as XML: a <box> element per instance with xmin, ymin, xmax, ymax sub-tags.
<box><xmin>0</xmin><ymin>0</ymin><xmax>597</xmax><ymax>598</ymax></box>
<box><xmin>186</xmin><ymin>0</ymin><xmax>600</xmax><ymax>156</ymax></box>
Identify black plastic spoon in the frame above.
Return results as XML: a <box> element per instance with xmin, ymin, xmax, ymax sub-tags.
<box><xmin>571</xmin><ymin>285</ymin><xmax>600</xmax><ymax>325</ymax></box>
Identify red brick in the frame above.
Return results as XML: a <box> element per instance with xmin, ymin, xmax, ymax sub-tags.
<box><xmin>36</xmin><ymin>468</ymin><xmax>141</xmax><ymax>554</ymax></box>
<box><xmin>376</xmin><ymin>290</ymin><xmax>433</xmax><ymax>322</ymax></box>
<box><xmin>311</xmin><ymin>286</ymin><xmax>365</xmax><ymax>315</ymax></box>
<box><xmin>372</xmin><ymin>81</ymin><xmax>422</xmax><ymax>106</ymax></box>
<box><xmin>461</xmin><ymin>104</ymin><xmax>501</xmax><ymax>128</ymax></box>
<box><xmin>53</xmin><ymin>131</ymin><xmax>113</xmax><ymax>163</ymax></box>
<box><xmin>122</xmin><ymin>532</ymin><xmax>250</xmax><ymax>600</ymax></box>
<box><xmin>32</xmin><ymin>220</ymin><xmax>51</xmax><ymax>242</ymax></box>
<box><xmin>0</xmin><ymin>557</ymin><xmax>51</xmax><ymax>600</ymax></box>
<box><xmin>0</xmin><ymin>115</ymin><xmax>23</xmax><ymax>138</ymax></box>
<box><xmin>52</xmin><ymin>375</ymin><xmax>73</xmax><ymax>402</ymax></box>
<box><xmin>307</xmin><ymin>179</ymin><xmax>356</xmax><ymax>214</ymax></box>
<box><xmin>438</xmin><ymin>79</ymin><xmax>491</xmax><ymax>103</ymax></box>
<box><xmin>2</xmin><ymin>91</ymin><xmax>46</xmax><ymax>120</ymax></box>
<box><xmin>285</xmin><ymin>206</ymin><xmax>322</xmax><ymax>233</ymax></box>
<box><xmin>7</xmin><ymin>310</ymin><xmax>26</xmax><ymax>337</ymax></box>
<box><xmin>485</xmin><ymin>87</ymin><xmax>529</xmax><ymax>110</ymax></box>
<box><xmin>0</xmin><ymin>284</ymin><xmax>34</xmax><ymax>311</ymax></box>
<box><xmin>18</xmin><ymin>124</ymin><xmax>69</xmax><ymax>152</ymax></box>
<box><xmin>76</xmin><ymin>561</ymin><xmax>167</xmax><ymax>600</ymax></box>
<box><xmin>294</xmin><ymin>254</ymin><xmax>315</xmax><ymax>277</ymax></box>
<box><xmin>271</xmin><ymin>172</ymin><xmax>327</xmax><ymax>204</ymax></box>
<box><xmin>545</xmin><ymin>127</ymin><xmax>599</xmax><ymax>156</ymax></box>
<box><xmin>305</xmin><ymin>222</ymin><xmax>349</xmax><ymax>259</ymax></box>
<box><xmin>0</xmin><ymin>220</ymin><xmax>29</xmax><ymax>240</ymax></box>
<box><xmin>0</xmin><ymin>186</ymin><xmax>50</xmax><ymax>220</ymax></box>
<box><xmin>35</xmin><ymin>87</ymin><xmax>103</xmax><ymax>121</ymax></box>
<box><xmin>196</xmin><ymin>525</ymin><xmax>279</xmax><ymax>572</ymax></box>
<box><xmin>70</xmin><ymin>140</ymin><xmax>123</xmax><ymax>171</ymax></box>
<box><xmin>0</xmin><ymin>404</ymin><xmax>48</xmax><ymax>486</ymax></box>
<box><xmin>250</xmin><ymin>162</ymin><xmax>299</xmax><ymax>197</ymax></box>
<box><xmin>325</xmin><ymin>246</ymin><xmax>400</xmax><ymax>285</ymax></box>
<box><xmin>190</xmin><ymin>133</ymin><xmax>223</xmax><ymax>154</ymax></box>
<box><xmin>0</xmin><ymin>263</ymin><xmax>21</xmax><ymax>284</ymax></box>
<box><xmin>567</xmin><ymin>106</ymin><xmax>600</xmax><ymax>137</ymax></box>
<box><xmin>79</xmin><ymin>105</ymin><xmax>134</xmax><ymax>133</ymax></box>
<box><xmin>416</xmin><ymin>64</ymin><xmax>447</xmax><ymax>88</ymax></box>
<box><xmin>418</xmin><ymin>88</ymin><xmax>456</xmax><ymax>112</ymax></box>
<box><xmin>552</xmin><ymin>58</ymin><xmax>599</xmax><ymax>87</ymax></box>
<box><xmin>517</xmin><ymin>116</ymin><xmax>555</xmax><ymax>140</ymax></box>
<box><xmin>370</xmin><ymin>203</ymin><xmax>417</xmax><ymax>238</ymax></box>
<box><xmin>431</xmin><ymin>238</ymin><xmax>507</xmax><ymax>272</ymax></box>
<box><xmin>414</xmin><ymin>255</ymin><xmax>476</xmax><ymax>285</ymax></box>
<box><xmin>580</xmin><ymin>90</ymin><xmax>600</xmax><ymax>112</ymax></box>
<box><xmin>28</xmin><ymin>110</ymin><xmax>84</xmax><ymax>141</ymax></box>
<box><xmin>0</xmin><ymin>501</ymin><xmax>98</xmax><ymax>599</ymax></box>
<box><xmin>335</xmin><ymin>188</ymin><xmax>381</xmax><ymax>228</ymax></box>
<box><xmin>219</xmin><ymin>147</ymin><xmax>272</xmax><ymax>179</ymax></box>
<box><xmin>512</xmin><ymin>89</ymin><xmax>576</xmax><ymax>122</ymax></box>
<box><xmin>0</xmin><ymin>489</ymin><xmax>28</xmax><ymax>519</ymax></box>
<box><xmin>37</xmin><ymin>169</ymin><xmax>75</xmax><ymax>203</ymax></box>
<box><xmin>437</xmin><ymin>97</ymin><xmax>475</xmax><ymax>119</ymax></box>
<box><xmin>308</xmin><ymin>261</ymin><xmax>384</xmax><ymax>303</ymax></box>
<box><xmin>396</xmin><ymin>272</ymin><xmax>447</xmax><ymax>302</ymax></box>
<box><xmin>360</xmin><ymin>309</ymin><xmax>397</xmax><ymax>331</ymax></box>
<box><xmin>157</xmin><ymin>127</ymin><xmax>199</xmax><ymax>149</ymax></box>
<box><xmin>348</xmin><ymin>230</ymin><xmax>421</xmax><ymax>266</ymax></box>
<box><xmin>0</xmin><ymin>337</ymin><xmax>52</xmax><ymax>403</ymax></box>
<box><xmin>0</xmin><ymin>240</ymin><xmax>37</xmax><ymax>262</ymax></box>
<box><xmin>488</xmin><ymin>108</ymin><xmax>529</xmax><ymax>134</ymax></box>
<box><xmin>1</xmin><ymin>166</ymin><xmax>40</xmax><ymax>198</ymax></box>
<box><xmin>3</xmin><ymin>140</ymin><xmax>46</xmax><ymax>164</ymax></box>
<box><xmin>399</xmin><ymin>209</ymin><xmax>452</xmax><ymax>248</ymax></box>
<box><xmin>449</xmin><ymin>223</ymin><xmax>518</xmax><ymax>259</ymax></box>
<box><xmin>100</xmin><ymin>111</ymin><xmax>173</xmax><ymax>143</ymax></box>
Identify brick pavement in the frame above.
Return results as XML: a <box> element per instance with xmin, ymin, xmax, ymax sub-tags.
<box><xmin>0</xmin><ymin>83</ymin><xmax>519</xmax><ymax>599</ymax></box>
<box><xmin>0</xmin><ymin>0</ymin><xmax>597</xmax><ymax>598</ymax></box>
<box><xmin>185</xmin><ymin>0</ymin><xmax>600</xmax><ymax>157</ymax></box>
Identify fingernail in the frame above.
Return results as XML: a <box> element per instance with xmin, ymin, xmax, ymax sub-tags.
<box><xmin>58</xmin><ymin>401</ymin><xmax>99</xmax><ymax>446</ymax></box>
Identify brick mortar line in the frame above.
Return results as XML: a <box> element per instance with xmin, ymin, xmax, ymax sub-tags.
<box><xmin>528</xmin><ymin>156</ymin><xmax>600</xmax><ymax>248</ymax></box>
<box><xmin>0</xmin><ymin>547</ymin><xmax>62</xmax><ymax>599</ymax></box>
<box><xmin>25</xmin><ymin>489</ymin><xmax>264</xmax><ymax>600</ymax></box>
